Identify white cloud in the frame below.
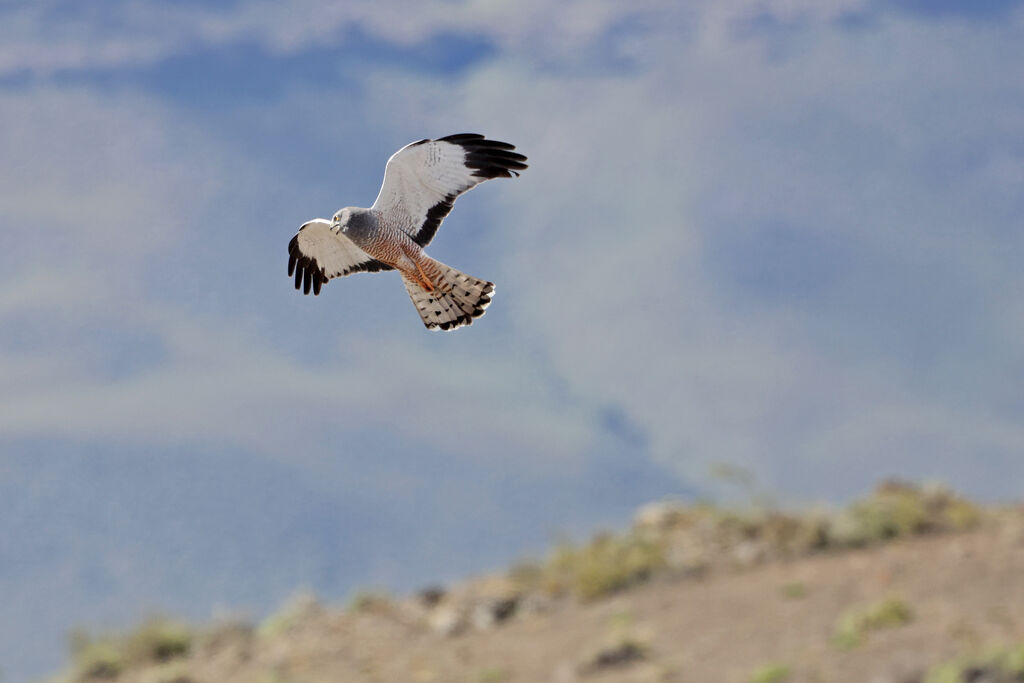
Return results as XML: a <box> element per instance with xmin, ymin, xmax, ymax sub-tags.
<box><xmin>0</xmin><ymin>87</ymin><xmax>225</xmax><ymax>263</ymax></box>
<box><xmin>409</xmin><ymin>13</ymin><xmax>1024</xmax><ymax>496</ymax></box>
<box><xmin>0</xmin><ymin>0</ymin><xmax>898</xmax><ymax>79</ymax></box>
<box><xmin>0</xmin><ymin>298</ymin><xmax>594</xmax><ymax>466</ymax></box>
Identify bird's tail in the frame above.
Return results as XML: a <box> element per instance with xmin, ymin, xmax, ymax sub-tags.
<box><xmin>401</xmin><ymin>260</ymin><xmax>495</xmax><ymax>331</ymax></box>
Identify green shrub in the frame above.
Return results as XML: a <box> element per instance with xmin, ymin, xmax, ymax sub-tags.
<box><xmin>750</xmin><ymin>663</ymin><xmax>791</xmax><ymax>683</ymax></box>
<box><xmin>73</xmin><ymin>640</ymin><xmax>125</xmax><ymax>680</ymax></box>
<box><xmin>539</xmin><ymin>532</ymin><xmax>666</xmax><ymax>601</ymax></box>
<box><xmin>833</xmin><ymin>597</ymin><xmax>913</xmax><ymax>649</ymax></box>
<box><xmin>780</xmin><ymin>582</ymin><xmax>806</xmax><ymax>599</ymax></box>
<box><xmin>942</xmin><ymin>497</ymin><xmax>982</xmax><ymax>531</ymax></box>
<box><xmin>925</xmin><ymin>643</ymin><xmax>1024</xmax><ymax>683</ymax></box>
<box><xmin>827</xmin><ymin>481</ymin><xmax>981</xmax><ymax>548</ymax></box>
<box><xmin>128</xmin><ymin>618</ymin><xmax>191</xmax><ymax>662</ymax></box>
<box><xmin>477</xmin><ymin>666</ymin><xmax>509</xmax><ymax>682</ymax></box>
<box><xmin>69</xmin><ymin>617</ymin><xmax>192</xmax><ymax>681</ymax></box>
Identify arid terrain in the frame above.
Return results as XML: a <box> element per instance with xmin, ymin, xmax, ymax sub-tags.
<box><xmin>51</xmin><ymin>483</ymin><xmax>1024</xmax><ymax>683</ymax></box>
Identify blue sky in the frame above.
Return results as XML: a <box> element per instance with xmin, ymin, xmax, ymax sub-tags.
<box><xmin>2</xmin><ymin>1</ymin><xmax>1024</xmax><ymax>680</ymax></box>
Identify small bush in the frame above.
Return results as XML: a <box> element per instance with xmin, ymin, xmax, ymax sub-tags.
<box><xmin>537</xmin><ymin>532</ymin><xmax>666</xmax><ymax>601</ymax></box>
<box><xmin>150</xmin><ymin>661</ymin><xmax>192</xmax><ymax>683</ymax></box>
<box><xmin>750</xmin><ymin>663</ymin><xmax>791</xmax><ymax>683</ymax></box>
<box><xmin>129</xmin><ymin>618</ymin><xmax>191</xmax><ymax>662</ymax></box>
<box><xmin>69</xmin><ymin>617</ymin><xmax>192</xmax><ymax>681</ymax></box>
<box><xmin>826</xmin><ymin>481</ymin><xmax>982</xmax><ymax>548</ymax></box>
<box><xmin>854</xmin><ymin>485</ymin><xmax>930</xmax><ymax>539</ymax></box>
<box><xmin>73</xmin><ymin>640</ymin><xmax>124</xmax><ymax>680</ymax></box>
<box><xmin>477</xmin><ymin>666</ymin><xmax>509</xmax><ymax>682</ymax></box>
<box><xmin>925</xmin><ymin>643</ymin><xmax>1024</xmax><ymax>683</ymax></box>
<box><xmin>833</xmin><ymin>597</ymin><xmax>913</xmax><ymax>649</ymax></box>
<box><xmin>780</xmin><ymin>582</ymin><xmax>806</xmax><ymax>599</ymax></box>
<box><xmin>940</xmin><ymin>497</ymin><xmax>983</xmax><ymax>532</ymax></box>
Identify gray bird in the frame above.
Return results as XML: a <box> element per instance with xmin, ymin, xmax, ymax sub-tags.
<box><xmin>288</xmin><ymin>134</ymin><xmax>528</xmax><ymax>330</ymax></box>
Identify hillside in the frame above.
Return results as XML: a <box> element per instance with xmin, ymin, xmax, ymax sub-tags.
<box><xmin>50</xmin><ymin>483</ymin><xmax>1024</xmax><ymax>683</ymax></box>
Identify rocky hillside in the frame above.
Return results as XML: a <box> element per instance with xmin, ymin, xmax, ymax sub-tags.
<box><xmin>49</xmin><ymin>482</ymin><xmax>1024</xmax><ymax>683</ymax></box>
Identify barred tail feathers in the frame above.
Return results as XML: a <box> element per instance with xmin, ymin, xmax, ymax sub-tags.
<box><xmin>402</xmin><ymin>262</ymin><xmax>494</xmax><ymax>331</ymax></box>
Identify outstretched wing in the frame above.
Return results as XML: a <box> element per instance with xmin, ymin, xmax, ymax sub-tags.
<box><xmin>287</xmin><ymin>219</ymin><xmax>393</xmax><ymax>296</ymax></box>
<box><xmin>371</xmin><ymin>133</ymin><xmax>528</xmax><ymax>248</ymax></box>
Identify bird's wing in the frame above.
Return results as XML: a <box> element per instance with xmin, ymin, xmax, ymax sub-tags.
<box><xmin>371</xmin><ymin>134</ymin><xmax>528</xmax><ymax>248</ymax></box>
<box><xmin>287</xmin><ymin>219</ymin><xmax>393</xmax><ymax>296</ymax></box>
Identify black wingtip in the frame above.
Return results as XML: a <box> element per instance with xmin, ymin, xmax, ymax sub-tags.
<box><xmin>441</xmin><ymin>134</ymin><xmax>529</xmax><ymax>179</ymax></box>
<box><xmin>439</xmin><ymin>133</ymin><xmax>486</xmax><ymax>143</ymax></box>
<box><xmin>287</xmin><ymin>234</ymin><xmax>299</xmax><ymax>276</ymax></box>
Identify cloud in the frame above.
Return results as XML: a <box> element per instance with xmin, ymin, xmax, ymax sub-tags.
<box><xmin>4</xmin><ymin>0</ymin><xmax>945</xmax><ymax>80</ymax></box>
<box><xmin>408</xmin><ymin>13</ymin><xmax>1024</xmax><ymax>497</ymax></box>
<box><xmin>0</xmin><ymin>87</ymin><xmax>226</xmax><ymax>265</ymax></box>
<box><xmin>0</xmin><ymin>1</ymin><xmax>622</xmax><ymax>77</ymax></box>
<box><xmin>0</xmin><ymin>290</ymin><xmax>595</xmax><ymax>468</ymax></box>
<box><xmin>883</xmin><ymin>0</ymin><xmax>1024</xmax><ymax>21</ymax></box>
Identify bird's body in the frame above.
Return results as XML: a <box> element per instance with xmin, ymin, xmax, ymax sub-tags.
<box><xmin>336</xmin><ymin>208</ymin><xmax>433</xmax><ymax>291</ymax></box>
<box><xmin>287</xmin><ymin>134</ymin><xmax>527</xmax><ymax>330</ymax></box>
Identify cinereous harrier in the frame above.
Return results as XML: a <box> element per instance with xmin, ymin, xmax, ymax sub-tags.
<box><xmin>287</xmin><ymin>134</ymin><xmax>527</xmax><ymax>330</ymax></box>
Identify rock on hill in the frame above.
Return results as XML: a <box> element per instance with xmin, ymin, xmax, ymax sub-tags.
<box><xmin>49</xmin><ymin>482</ymin><xmax>1024</xmax><ymax>683</ymax></box>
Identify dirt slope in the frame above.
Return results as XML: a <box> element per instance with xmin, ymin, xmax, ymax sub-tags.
<box><xmin>56</xmin><ymin>500</ymin><xmax>1024</xmax><ymax>683</ymax></box>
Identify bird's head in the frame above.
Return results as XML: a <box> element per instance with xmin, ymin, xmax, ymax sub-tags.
<box><xmin>331</xmin><ymin>208</ymin><xmax>351</xmax><ymax>227</ymax></box>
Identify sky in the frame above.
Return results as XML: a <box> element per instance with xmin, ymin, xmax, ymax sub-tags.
<box><xmin>1</xmin><ymin>1</ymin><xmax>1023</xmax><ymax>680</ymax></box>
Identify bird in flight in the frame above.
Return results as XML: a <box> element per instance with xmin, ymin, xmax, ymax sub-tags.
<box><xmin>287</xmin><ymin>134</ymin><xmax>528</xmax><ymax>330</ymax></box>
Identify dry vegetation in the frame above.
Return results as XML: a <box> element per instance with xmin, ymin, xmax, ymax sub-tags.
<box><xmin>46</xmin><ymin>481</ymin><xmax>1024</xmax><ymax>683</ymax></box>
<box><xmin>511</xmin><ymin>479</ymin><xmax>982</xmax><ymax>604</ymax></box>
<box><xmin>64</xmin><ymin>618</ymin><xmax>193</xmax><ymax>682</ymax></box>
